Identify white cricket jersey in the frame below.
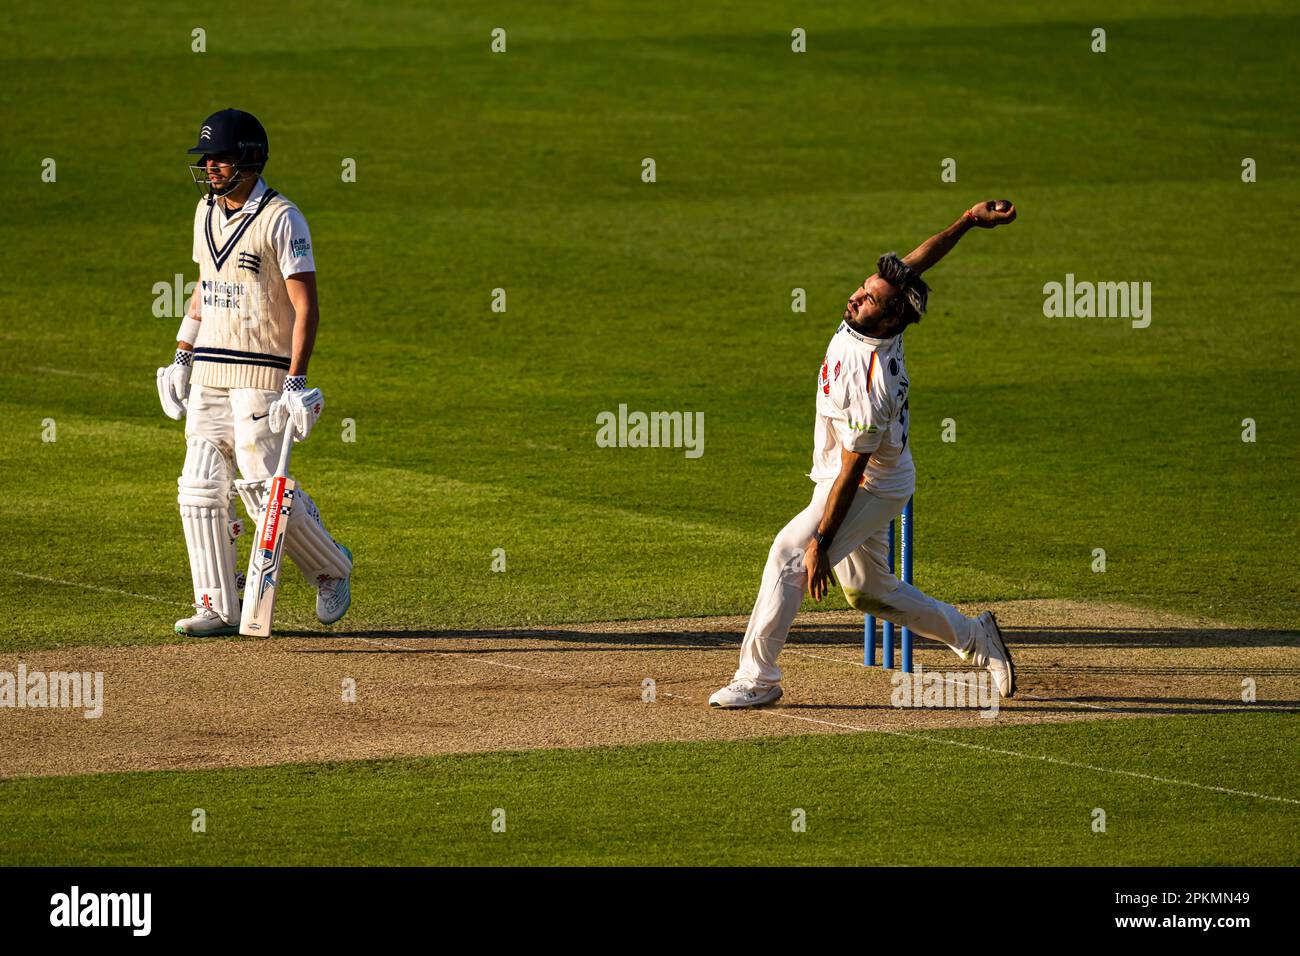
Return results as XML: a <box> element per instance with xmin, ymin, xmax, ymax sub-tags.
<box><xmin>809</xmin><ymin>321</ymin><xmax>915</xmax><ymax>497</ymax></box>
<box><xmin>189</xmin><ymin>177</ymin><xmax>316</xmax><ymax>391</ymax></box>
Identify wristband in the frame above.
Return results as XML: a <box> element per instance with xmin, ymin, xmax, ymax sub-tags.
<box><xmin>812</xmin><ymin>530</ymin><xmax>831</xmax><ymax>549</ymax></box>
<box><xmin>174</xmin><ymin>349</ymin><xmax>193</xmax><ymax>367</ymax></box>
<box><xmin>177</xmin><ymin>316</ymin><xmax>201</xmax><ymax>345</ymax></box>
<box><xmin>962</xmin><ymin>210</ymin><xmax>979</xmax><ymax>226</ymax></box>
<box><xmin>284</xmin><ymin>374</ymin><xmax>307</xmax><ymax>392</ymax></box>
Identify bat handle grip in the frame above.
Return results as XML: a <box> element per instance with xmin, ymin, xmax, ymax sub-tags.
<box><xmin>275</xmin><ymin>421</ymin><xmax>297</xmax><ymax>478</ymax></box>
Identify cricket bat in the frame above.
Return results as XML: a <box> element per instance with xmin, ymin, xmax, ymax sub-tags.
<box><xmin>240</xmin><ymin>422</ymin><xmax>297</xmax><ymax>636</ymax></box>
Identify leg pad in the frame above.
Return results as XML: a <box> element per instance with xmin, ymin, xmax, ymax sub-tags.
<box><xmin>178</xmin><ymin>435</ymin><xmax>241</xmax><ymax>624</ymax></box>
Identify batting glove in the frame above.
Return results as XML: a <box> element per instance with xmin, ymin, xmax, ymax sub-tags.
<box><xmin>155</xmin><ymin>349</ymin><xmax>193</xmax><ymax>420</ymax></box>
<box><xmin>268</xmin><ymin>375</ymin><xmax>324</xmax><ymax>441</ymax></box>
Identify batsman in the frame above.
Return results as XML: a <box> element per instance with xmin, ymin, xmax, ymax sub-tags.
<box><xmin>711</xmin><ymin>201</ymin><xmax>1018</xmax><ymax>708</ymax></box>
<box><xmin>157</xmin><ymin>108</ymin><xmax>353</xmax><ymax>636</ymax></box>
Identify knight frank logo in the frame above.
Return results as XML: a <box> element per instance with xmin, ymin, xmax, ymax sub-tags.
<box><xmin>201</xmin><ymin>278</ymin><xmax>248</xmax><ymax>310</ymax></box>
<box><xmin>50</xmin><ymin>886</ymin><xmax>152</xmax><ymax>936</ymax></box>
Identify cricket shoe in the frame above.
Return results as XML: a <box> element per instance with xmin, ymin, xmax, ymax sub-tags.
<box><xmin>970</xmin><ymin>611</ymin><xmax>1016</xmax><ymax>698</ymax></box>
<box><xmin>316</xmin><ymin>545</ymin><xmax>352</xmax><ymax>625</ymax></box>
<box><xmin>174</xmin><ymin>605</ymin><xmax>238</xmax><ymax>637</ymax></box>
<box><xmin>709</xmin><ymin>679</ymin><xmax>783</xmax><ymax>709</ymax></box>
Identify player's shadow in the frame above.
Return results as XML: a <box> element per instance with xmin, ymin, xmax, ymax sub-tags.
<box><xmin>789</xmin><ymin>621</ymin><xmax>1297</xmax><ymax>651</ymax></box>
<box><xmin>278</xmin><ymin>626</ymin><xmax>739</xmax><ymax>653</ymax></box>
<box><xmin>990</xmin><ymin>624</ymin><xmax>1297</xmax><ymax>651</ymax></box>
<box><xmin>280</xmin><ymin>620</ymin><xmax>1299</xmax><ymax>668</ymax></box>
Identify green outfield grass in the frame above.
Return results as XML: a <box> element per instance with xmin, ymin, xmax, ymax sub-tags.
<box><xmin>2</xmin><ymin>713</ymin><xmax>1297</xmax><ymax>866</ymax></box>
<box><xmin>2</xmin><ymin>1</ymin><xmax>1298</xmax><ymax>650</ymax></box>
<box><xmin>3</xmin><ymin>0</ymin><xmax>1297</xmax><ymax>873</ymax></box>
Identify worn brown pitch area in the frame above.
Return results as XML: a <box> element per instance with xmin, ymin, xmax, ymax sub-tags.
<box><xmin>1</xmin><ymin>600</ymin><xmax>1296</xmax><ymax>779</ymax></box>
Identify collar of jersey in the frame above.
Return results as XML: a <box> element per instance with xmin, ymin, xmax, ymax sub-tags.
<box><xmin>839</xmin><ymin>320</ymin><xmax>897</xmax><ymax>350</ymax></box>
<box><xmin>205</xmin><ymin>178</ymin><xmax>278</xmax><ymax>270</ymax></box>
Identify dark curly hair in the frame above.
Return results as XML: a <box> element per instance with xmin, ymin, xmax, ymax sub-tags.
<box><xmin>875</xmin><ymin>252</ymin><xmax>930</xmax><ymax>326</ymax></box>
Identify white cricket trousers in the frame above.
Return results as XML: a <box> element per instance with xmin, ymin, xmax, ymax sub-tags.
<box><xmin>185</xmin><ymin>382</ymin><xmax>347</xmax><ymax>586</ymax></box>
<box><xmin>735</xmin><ymin>480</ymin><xmax>979</xmax><ymax>685</ymax></box>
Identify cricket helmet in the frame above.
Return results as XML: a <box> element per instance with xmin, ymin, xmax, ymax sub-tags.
<box><xmin>188</xmin><ymin>108</ymin><xmax>269</xmax><ymax>199</ymax></box>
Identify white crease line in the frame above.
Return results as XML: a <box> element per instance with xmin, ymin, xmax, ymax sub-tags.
<box><xmin>8</xmin><ymin>571</ymin><xmax>182</xmax><ymax>606</ymax></box>
<box><xmin>763</xmin><ymin>710</ymin><xmax>1300</xmax><ymax>807</ymax></box>
<box><xmin>459</xmin><ymin>656</ymin><xmax>574</xmax><ymax>679</ymax></box>
<box><xmin>32</xmin><ymin>366</ymin><xmax>108</xmax><ymax>380</ymax></box>
<box><xmin>785</xmin><ymin>648</ymin><xmax>864</xmax><ymax>666</ymax></box>
<box><xmin>1018</xmin><ymin>691</ymin><xmax>1108</xmax><ymax>711</ymax></box>
<box><xmin>348</xmin><ymin>635</ymin><xmax>699</xmax><ymax>699</ymax></box>
<box><xmin>350</xmin><ymin>635</ymin><xmax>577</xmax><ymax>679</ymax></box>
